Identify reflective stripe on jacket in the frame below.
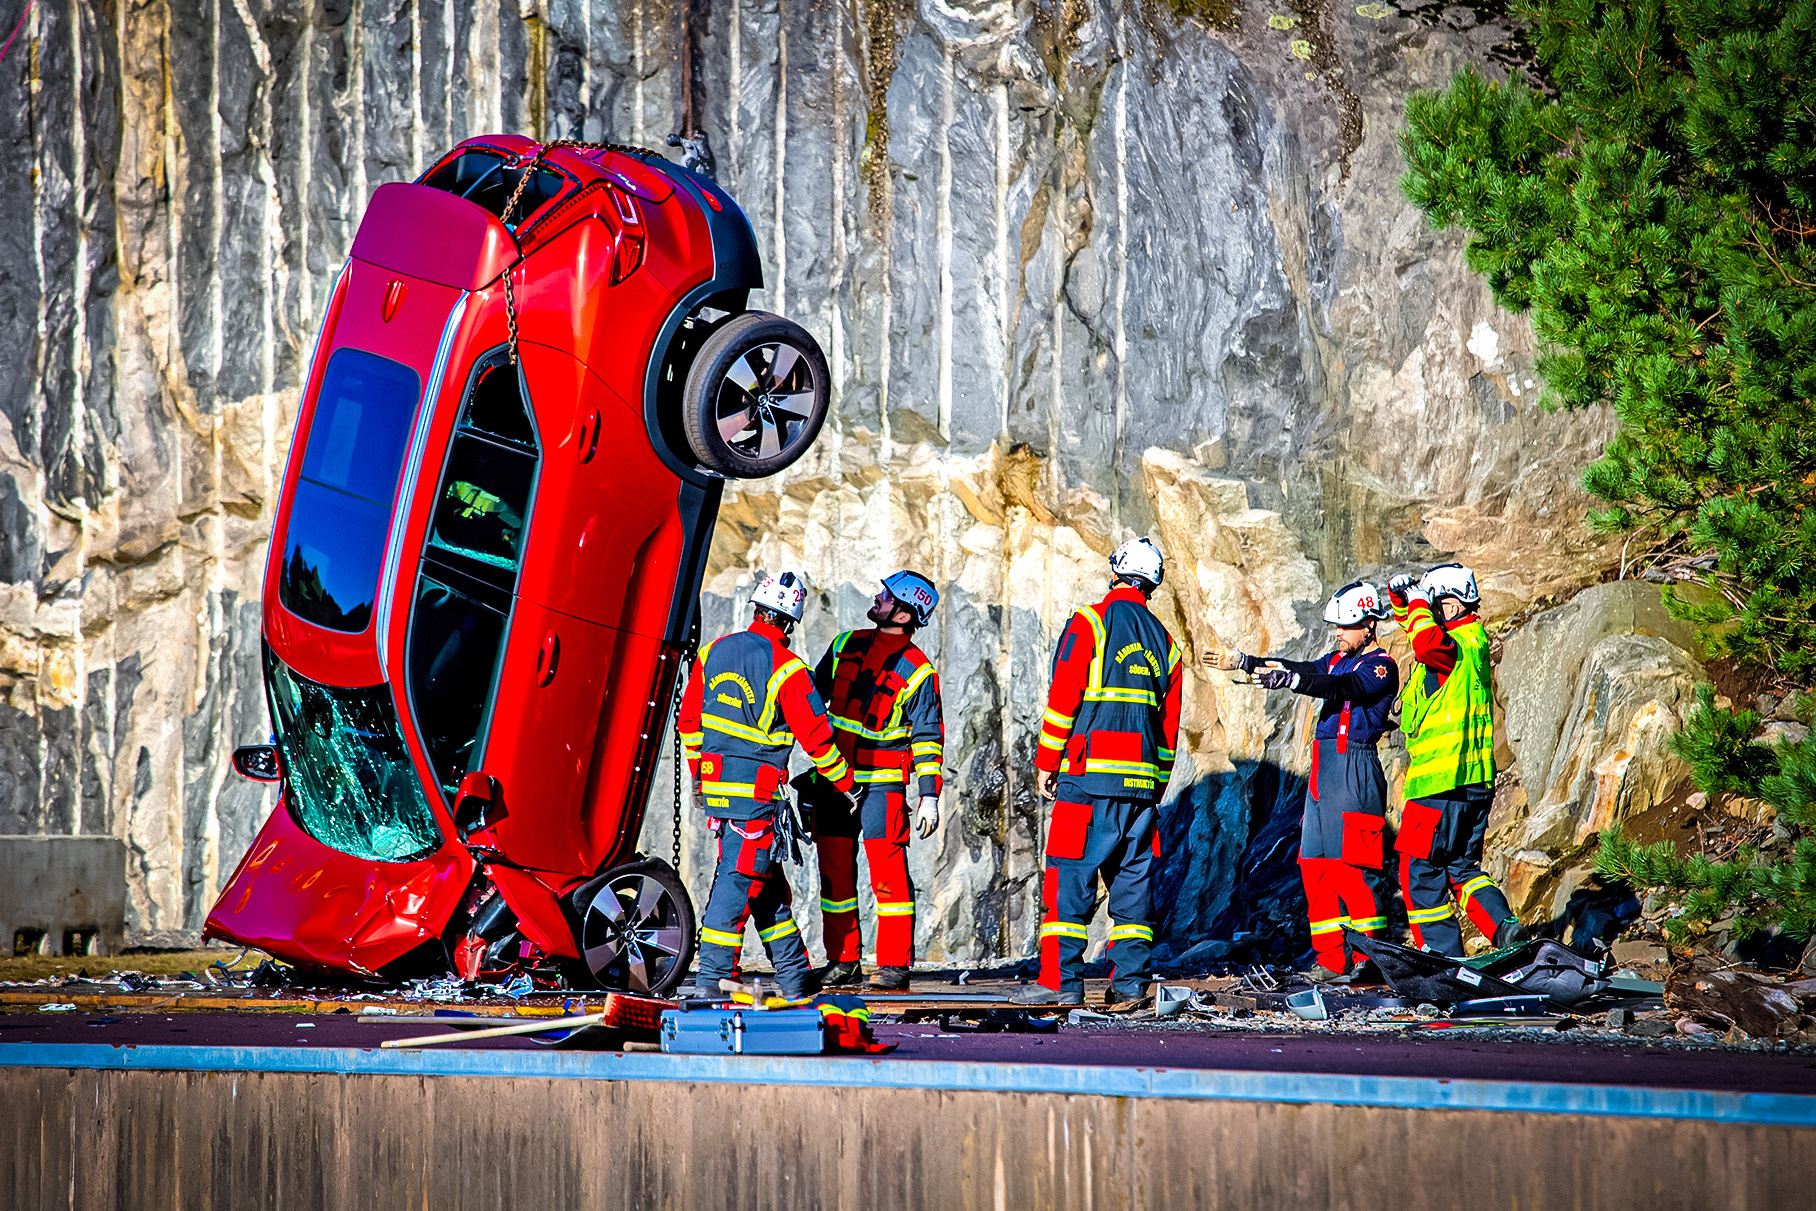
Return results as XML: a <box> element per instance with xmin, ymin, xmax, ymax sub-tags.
<box><xmin>1394</xmin><ymin>601</ymin><xmax>1494</xmax><ymax>799</ymax></box>
<box><xmin>679</xmin><ymin>618</ymin><xmax>853</xmax><ymax>820</ymax></box>
<box><xmin>1036</xmin><ymin>586</ymin><xmax>1182</xmax><ymax>801</ymax></box>
<box><xmin>813</xmin><ymin>628</ymin><xmax>945</xmax><ymax>799</ymax></box>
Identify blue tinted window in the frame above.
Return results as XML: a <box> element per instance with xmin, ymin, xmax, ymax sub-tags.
<box><xmin>279</xmin><ymin>349</ymin><xmax>421</xmax><ymax>632</ymax></box>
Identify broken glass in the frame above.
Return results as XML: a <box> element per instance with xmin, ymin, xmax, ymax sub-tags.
<box><xmin>278</xmin><ymin>349</ymin><xmax>420</xmax><ymax>633</ymax></box>
<box><xmin>266</xmin><ymin>647</ymin><xmax>442</xmax><ymax>863</ymax></box>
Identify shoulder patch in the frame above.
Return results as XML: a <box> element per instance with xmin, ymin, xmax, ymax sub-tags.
<box><xmin>1373</xmin><ymin>663</ymin><xmax>1389</xmax><ymax>679</ymax></box>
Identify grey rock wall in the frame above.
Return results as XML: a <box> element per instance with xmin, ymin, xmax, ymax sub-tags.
<box><xmin>7</xmin><ymin>0</ymin><xmax>1639</xmax><ymax>959</ymax></box>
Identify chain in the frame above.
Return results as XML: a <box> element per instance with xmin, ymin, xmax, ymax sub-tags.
<box><xmin>495</xmin><ymin>139</ymin><xmax>670</xmax><ymax>364</ymax></box>
<box><xmin>671</xmin><ymin>654</ymin><xmax>689</xmax><ymax>875</ymax></box>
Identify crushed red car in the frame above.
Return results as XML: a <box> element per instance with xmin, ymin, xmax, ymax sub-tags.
<box><xmin>204</xmin><ymin>137</ymin><xmax>831</xmax><ymax>994</ymax></box>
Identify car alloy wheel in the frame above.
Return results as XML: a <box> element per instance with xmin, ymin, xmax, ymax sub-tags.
<box><xmin>577</xmin><ymin>858</ymin><xmax>696</xmax><ymax>995</ymax></box>
<box><xmin>682</xmin><ymin>311</ymin><xmax>830</xmax><ymax>477</ymax></box>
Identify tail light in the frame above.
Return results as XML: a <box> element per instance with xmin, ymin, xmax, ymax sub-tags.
<box><xmin>607</xmin><ymin>185</ymin><xmax>645</xmax><ymax>284</ymax></box>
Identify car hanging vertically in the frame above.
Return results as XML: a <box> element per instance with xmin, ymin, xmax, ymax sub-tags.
<box><xmin>203</xmin><ymin>137</ymin><xmax>832</xmax><ymax>995</ymax></box>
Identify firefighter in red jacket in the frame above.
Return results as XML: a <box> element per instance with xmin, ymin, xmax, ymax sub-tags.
<box><xmin>810</xmin><ymin>570</ymin><xmax>945</xmax><ymax>992</ymax></box>
<box><xmin>676</xmin><ymin>570</ymin><xmax>854</xmax><ymax>999</ymax></box>
<box><xmin>1013</xmin><ymin>539</ymin><xmax>1183</xmax><ymax>1008</ymax></box>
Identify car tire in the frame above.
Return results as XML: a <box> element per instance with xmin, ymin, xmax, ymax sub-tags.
<box><xmin>681</xmin><ymin>311</ymin><xmax>830</xmax><ymax>477</ymax></box>
<box><xmin>575</xmin><ymin>857</ymin><xmax>697</xmax><ymax>996</ymax></box>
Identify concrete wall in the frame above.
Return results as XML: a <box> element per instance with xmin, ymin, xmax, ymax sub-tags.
<box><xmin>3</xmin><ymin>1065</ymin><xmax>1811</xmax><ymax>1209</ymax></box>
<box><xmin>0</xmin><ymin>836</ymin><xmax>125</xmax><ymax>955</ymax></box>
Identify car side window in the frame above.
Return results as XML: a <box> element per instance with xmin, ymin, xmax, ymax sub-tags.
<box><xmin>406</xmin><ymin>354</ymin><xmax>540</xmax><ymax>797</ymax></box>
<box><xmin>277</xmin><ymin>349</ymin><xmax>420</xmax><ymax>633</ymax></box>
<box><xmin>426</xmin><ymin>361</ymin><xmax>538</xmax><ymax>575</ymax></box>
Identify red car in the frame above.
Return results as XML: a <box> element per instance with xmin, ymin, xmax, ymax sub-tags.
<box><xmin>203</xmin><ymin>137</ymin><xmax>830</xmax><ymax>994</ymax></box>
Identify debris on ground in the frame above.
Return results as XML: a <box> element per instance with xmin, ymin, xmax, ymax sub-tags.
<box><xmin>1663</xmin><ymin>957</ymin><xmax>1816</xmax><ymax>1041</ymax></box>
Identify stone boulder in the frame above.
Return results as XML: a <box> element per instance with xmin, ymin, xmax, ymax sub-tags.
<box><xmin>1490</xmin><ymin>583</ymin><xmax>1706</xmax><ymax>919</ymax></box>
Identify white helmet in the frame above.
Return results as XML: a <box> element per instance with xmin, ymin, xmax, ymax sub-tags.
<box><xmin>751</xmin><ymin>569</ymin><xmax>808</xmax><ymax>621</ymax></box>
<box><xmin>1324</xmin><ymin>580</ymin><xmax>1391</xmax><ymax>626</ymax></box>
<box><xmin>1419</xmin><ymin>562</ymin><xmax>1479</xmax><ymax>605</ymax></box>
<box><xmin>1110</xmin><ymin>537</ymin><xmax>1165</xmax><ymax>588</ymax></box>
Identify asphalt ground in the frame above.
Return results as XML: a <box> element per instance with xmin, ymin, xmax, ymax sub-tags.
<box><xmin>7</xmin><ymin>1009</ymin><xmax>1816</xmax><ymax>1096</ymax></box>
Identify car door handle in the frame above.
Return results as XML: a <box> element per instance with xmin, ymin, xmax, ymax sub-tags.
<box><xmin>535</xmin><ymin>630</ymin><xmax>560</xmax><ymax>686</ymax></box>
<box><xmin>575</xmin><ymin>409</ymin><xmax>600</xmax><ymax>464</ymax></box>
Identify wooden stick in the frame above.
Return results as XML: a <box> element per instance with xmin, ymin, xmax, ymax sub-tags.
<box><xmin>379</xmin><ymin>1012</ymin><xmax>605</xmax><ymax>1048</ymax></box>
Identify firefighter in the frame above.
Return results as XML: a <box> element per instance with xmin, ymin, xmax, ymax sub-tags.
<box><xmin>677</xmin><ymin>570</ymin><xmax>855</xmax><ymax>999</ymax></box>
<box><xmin>1012</xmin><ymin>538</ymin><xmax>1182</xmax><ymax>1008</ymax></box>
<box><xmin>810</xmin><ymin>570</ymin><xmax>945</xmax><ymax>992</ymax></box>
<box><xmin>1386</xmin><ymin>562</ymin><xmax>1526</xmax><ymax>956</ymax></box>
<box><xmin>1204</xmin><ymin>581</ymin><xmax>1398</xmax><ymax>982</ymax></box>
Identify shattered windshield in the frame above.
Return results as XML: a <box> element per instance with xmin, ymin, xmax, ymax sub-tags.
<box><xmin>265</xmin><ymin>647</ymin><xmax>443</xmax><ymax>863</ymax></box>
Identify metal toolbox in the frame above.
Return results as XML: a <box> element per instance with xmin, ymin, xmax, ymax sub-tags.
<box><xmin>659</xmin><ymin>1006</ymin><xmax>826</xmax><ymax>1055</ymax></box>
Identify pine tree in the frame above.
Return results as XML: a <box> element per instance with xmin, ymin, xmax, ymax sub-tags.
<box><xmin>1401</xmin><ymin>1</ymin><xmax>1816</xmax><ymax>939</ymax></box>
<box><xmin>1400</xmin><ymin>0</ymin><xmax>1816</xmax><ymax>677</ymax></box>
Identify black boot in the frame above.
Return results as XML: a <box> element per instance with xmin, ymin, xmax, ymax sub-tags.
<box><xmin>818</xmin><ymin>960</ymin><xmax>863</xmax><ymax>987</ymax></box>
<box><xmin>1009</xmin><ymin>984</ymin><xmax>1084</xmax><ymax>1007</ymax></box>
<box><xmin>1102</xmin><ymin>984</ymin><xmax>1149</xmax><ymax>1010</ymax></box>
<box><xmin>773</xmin><ymin>966</ymin><xmax>823</xmax><ymax>1001</ymax></box>
<box><xmin>868</xmin><ymin>965</ymin><xmax>911</xmax><ymax>991</ymax></box>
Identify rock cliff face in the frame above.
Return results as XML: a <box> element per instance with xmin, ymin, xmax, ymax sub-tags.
<box><xmin>4</xmin><ymin>0</ymin><xmax>1677</xmax><ymax>959</ymax></box>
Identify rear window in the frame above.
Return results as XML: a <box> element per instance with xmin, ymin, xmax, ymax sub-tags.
<box><xmin>278</xmin><ymin>349</ymin><xmax>421</xmax><ymax>633</ymax></box>
<box><xmin>420</xmin><ymin>149</ymin><xmax>567</xmax><ymax>230</ymax></box>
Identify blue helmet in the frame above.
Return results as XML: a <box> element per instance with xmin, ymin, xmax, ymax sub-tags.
<box><xmin>881</xmin><ymin>570</ymin><xmax>939</xmax><ymax>627</ymax></box>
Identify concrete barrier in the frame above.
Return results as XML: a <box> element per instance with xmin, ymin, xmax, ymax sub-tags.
<box><xmin>3</xmin><ymin>1045</ymin><xmax>1813</xmax><ymax>1209</ymax></box>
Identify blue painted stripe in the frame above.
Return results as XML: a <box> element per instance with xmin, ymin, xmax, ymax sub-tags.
<box><xmin>3</xmin><ymin>1044</ymin><xmax>1813</xmax><ymax>1128</ymax></box>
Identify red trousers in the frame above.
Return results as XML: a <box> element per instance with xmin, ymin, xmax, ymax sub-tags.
<box><xmin>1299</xmin><ymin>857</ymin><xmax>1383</xmax><ymax>973</ymax></box>
<box><xmin>816</xmin><ymin>836</ymin><xmax>914</xmax><ymax>967</ymax></box>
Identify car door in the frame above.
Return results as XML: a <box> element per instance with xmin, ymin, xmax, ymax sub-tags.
<box><xmin>510</xmin><ymin>341</ymin><xmax>686</xmax><ymax>636</ymax></box>
<box><xmin>470</xmin><ymin>598</ymin><xmax>623</xmax><ymax>875</ymax></box>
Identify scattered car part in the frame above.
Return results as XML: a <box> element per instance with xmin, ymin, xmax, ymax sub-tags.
<box><xmin>1240</xmin><ymin>966</ymin><xmax>1279</xmax><ymax>993</ymax></box>
<box><xmin>1451</xmin><ymin>994</ymin><xmax>1554</xmax><ymax>1016</ymax></box>
<box><xmin>1285</xmin><ymin>987</ymin><xmax>1329</xmax><ymax>1020</ymax></box>
<box><xmin>1153</xmin><ymin>986</ymin><xmax>1192</xmax><ymax>1017</ymax></box>
<box><xmin>920</xmin><ymin>1008</ymin><xmax>1060</xmax><ymax>1034</ymax></box>
<box><xmin>1479</xmin><ymin>940</ymin><xmax>1612</xmax><ymax>1008</ymax></box>
<box><xmin>1343</xmin><ymin>929</ymin><xmax>1527</xmax><ymax>1005</ymax></box>
<box><xmin>1066</xmin><ymin>1008</ymin><xmax>1114</xmax><ymax>1025</ymax></box>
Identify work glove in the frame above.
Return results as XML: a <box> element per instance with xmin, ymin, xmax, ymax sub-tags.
<box><xmin>915</xmin><ymin>796</ymin><xmax>940</xmax><ymax>839</ymax></box>
<box><xmin>1201</xmin><ymin>646</ymin><xmax>1247</xmax><ymax>672</ymax></box>
<box><xmin>1258</xmin><ymin>668</ymin><xmax>1300</xmax><ymax>691</ymax></box>
<box><xmin>1387</xmin><ymin>570</ymin><xmax>1431</xmax><ymax>602</ymax></box>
